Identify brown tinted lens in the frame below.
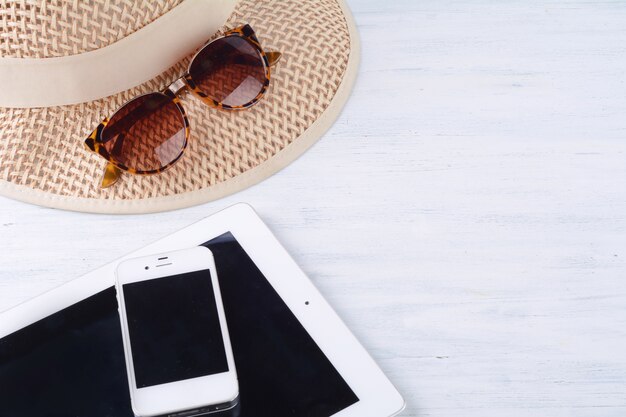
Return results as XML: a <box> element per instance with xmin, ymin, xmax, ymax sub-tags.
<box><xmin>189</xmin><ymin>35</ymin><xmax>266</xmax><ymax>107</ymax></box>
<box><xmin>100</xmin><ymin>93</ymin><xmax>186</xmax><ymax>173</ymax></box>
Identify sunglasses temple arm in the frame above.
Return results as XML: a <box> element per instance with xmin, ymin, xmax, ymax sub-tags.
<box><xmin>266</xmin><ymin>51</ymin><xmax>282</xmax><ymax>67</ymax></box>
<box><xmin>101</xmin><ymin>163</ymin><xmax>122</xmax><ymax>188</ymax></box>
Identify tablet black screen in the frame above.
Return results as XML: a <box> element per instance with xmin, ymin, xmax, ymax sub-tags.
<box><xmin>0</xmin><ymin>232</ymin><xmax>359</xmax><ymax>417</ymax></box>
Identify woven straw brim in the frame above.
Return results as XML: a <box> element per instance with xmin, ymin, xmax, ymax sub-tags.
<box><xmin>0</xmin><ymin>0</ymin><xmax>359</xmax><ymax>213</ymax></box>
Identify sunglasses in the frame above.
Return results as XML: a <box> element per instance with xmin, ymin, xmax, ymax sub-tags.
<box><xmin>84</xmin><ymin>24</ymin><xmax>281</xmax><ymax>188</ymax></box>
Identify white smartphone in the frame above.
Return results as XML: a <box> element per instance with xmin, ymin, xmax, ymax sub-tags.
<box><xmin>115</xmin><ymin>246</ymin><xmax>238</xmax><ymax>417</ymax></box>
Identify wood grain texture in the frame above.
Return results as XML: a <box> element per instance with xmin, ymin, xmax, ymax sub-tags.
<box><xmin>0</xmin><ymin>1</ymin><xmax>625</xmax><ymax>416</ymax></box>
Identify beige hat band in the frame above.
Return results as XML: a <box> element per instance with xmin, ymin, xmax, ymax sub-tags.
<box><xmin>0</xmin><ymin>0</ymin><xmax>236</xmax><ymax>108</ymax></box>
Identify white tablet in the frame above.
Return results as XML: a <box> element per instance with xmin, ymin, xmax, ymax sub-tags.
<box><xmin>0</xmin><ymin>203</ymin><xmax>405</xmax><ymax>417</ymax></box>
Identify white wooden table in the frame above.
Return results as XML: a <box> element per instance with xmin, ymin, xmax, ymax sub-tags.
<box><xmin>1</xmin><ymin>1</ymin><xmax>625</xmax><ymax>416</ymax></box>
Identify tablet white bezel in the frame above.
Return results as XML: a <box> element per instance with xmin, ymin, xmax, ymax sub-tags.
<box><xmin>0</xmin><ymin>203</ymin><xmax>405</xmax><ymax>417</ymax></box>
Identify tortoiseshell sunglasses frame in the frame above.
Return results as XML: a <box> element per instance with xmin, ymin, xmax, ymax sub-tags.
<box><xmin>84</xmin><ymin>24</ymin><xmax>282</xmax><ymax>188</ymax></box>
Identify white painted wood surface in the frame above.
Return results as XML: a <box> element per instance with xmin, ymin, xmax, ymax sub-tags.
<box><xmin>1</xmin><ymin>1</ymin><xmax>625</xmax><ymax>416</ymax></box>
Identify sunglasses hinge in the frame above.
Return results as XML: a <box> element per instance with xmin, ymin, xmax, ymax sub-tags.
<box><xmin>166</xmin><ymin>77</ymin><xmax>188</xmax><ymax>96</ymax></box>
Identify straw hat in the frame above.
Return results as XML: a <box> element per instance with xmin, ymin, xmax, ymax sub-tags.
<box><xmin>0</xmin><ymin>0</ymin><xmax>359</xmax><ymax>213</ymax></box>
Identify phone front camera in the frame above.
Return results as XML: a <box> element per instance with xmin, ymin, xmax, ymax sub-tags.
<box><xmin>145</xmin><ymin>266</ymin><xmax>149</xmax><ymax>270</ymax></box>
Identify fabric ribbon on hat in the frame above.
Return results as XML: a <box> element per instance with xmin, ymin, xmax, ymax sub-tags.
<box><xmin>0</xmin><ymin>0</ymin><xmax>237</xmax><ymax>108</ymax></box>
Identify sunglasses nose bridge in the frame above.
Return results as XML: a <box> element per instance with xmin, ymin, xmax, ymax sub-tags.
<box><xmin>165</xmin><ymin>77</ymin><xmax>188</xmax><ymax>96</ymax></box>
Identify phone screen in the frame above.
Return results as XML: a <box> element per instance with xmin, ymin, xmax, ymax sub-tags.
<box><xmin>122</xmin><ymin>269</ymin><xmax>228</xmax><ymax>388</ymax></box>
